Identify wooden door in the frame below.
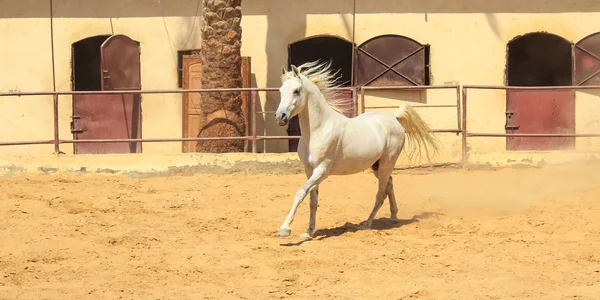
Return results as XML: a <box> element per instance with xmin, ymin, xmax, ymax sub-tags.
<box><xmin>181</xmin><ymin>55</ymin><xmax>203</xmax><ymax>153</ymax></box>
<box><xmin>72</xmin><ymin>34</ymin><xmax>142</xmax><ymax>154</ymax></box>
<box><xmin>181</xmin><ymin>55</ymin><xmax>252</xmax><ymax>152</ymax></box>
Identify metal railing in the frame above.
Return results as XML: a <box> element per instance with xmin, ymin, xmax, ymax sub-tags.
<box><xmin>0</xmin><ymin>87</ymin><xmax>357</xmax><ymax>154</ymax></box>
<box><xmin>359</xmin><ymin>84</ymin><xmax>463</xmax><ymax>135</ymax></box>
<box><xmin>5</xmin><ymin>84</ymin><xmax>600</xmax><ymax>168</ymax></box>
<box><xmin>461</xmin><ymin>85</ymin><xmax>600</xmax><ymax>165</ymax></box>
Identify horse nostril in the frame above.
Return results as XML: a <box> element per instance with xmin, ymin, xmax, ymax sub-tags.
<box><xmin>281</xmin><ymin>113</ymin><xmax>287</xmax><ymax>120</ymax></box>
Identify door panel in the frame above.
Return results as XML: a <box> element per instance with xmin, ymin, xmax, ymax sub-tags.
<box><xmin>182</xmin><ymin>55</ymin><xmax>203</xmax><ymax>153</ymax></box>
<box><xmin>72</xmin><ymin>94</ymin><xmax>142</xmax><ymax>154</ymax></box>
<box><xmin>506</xmin><ymin>89</ymin><xmax>575</xmax><ymax>150</ymax></box>
<box><xmin>100</xmin><ymin>35</ymin><xmax>141</xmax><ymax>90</ymax></box>
<box><xmin>72</xmin><ymin>34</ymin><xmax>142</xmax><ymax>154</ymax></box>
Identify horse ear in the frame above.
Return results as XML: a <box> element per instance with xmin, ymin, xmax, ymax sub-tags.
<box><xmin>281</xmin><ymin>67</ymin><xmax>287</xmax><ymax>75</ymax></box>
<box><xmin>291</xmin><ymin>65</ymin><xmax>300</xmax><ymax>77</ymax></box>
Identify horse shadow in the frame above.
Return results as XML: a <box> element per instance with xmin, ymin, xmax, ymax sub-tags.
<box><xmin>279</xmin><ymin>211</ymin><xmax>444</xmax><ymax>247</ymax></box>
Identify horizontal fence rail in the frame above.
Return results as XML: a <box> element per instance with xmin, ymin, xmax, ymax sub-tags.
<box><xmin>359</xmin><ymin>85</ymin><xmax>463</xmax><ymax>135</ymax></box>
<box><xmin>462</xmin><ymin>85</ymin><xmax>600</xmax><ymax>91</ymax></box>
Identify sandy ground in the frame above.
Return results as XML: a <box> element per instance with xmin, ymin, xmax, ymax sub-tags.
<box><xmin>1</xmin><ymin>164</ymin><xmax>600</xmax><ymax>299</ymax></box>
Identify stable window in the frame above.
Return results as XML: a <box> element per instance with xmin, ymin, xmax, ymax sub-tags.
<box><xmin>354</xmin><ymin>34</ymin><xmax>431</xmax><ymax>86</ymax></box>
<box><xmin>574</xmin><ymin>32</ymin><xmax>600</xmax><ymax>86</ymax></box>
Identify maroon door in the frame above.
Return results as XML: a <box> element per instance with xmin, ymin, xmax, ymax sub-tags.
<box><xmin>506</xmin><ymin>90</ymin><xmax>575</xmax><ymax>150</ymax></box>
<box><xmin>72</xmin><ymin>34</ymin><xmax>142</xmax><ymax>154</ymax></box>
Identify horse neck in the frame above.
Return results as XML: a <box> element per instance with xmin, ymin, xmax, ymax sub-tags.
<box><xmin>297</xmin><ymin>82</ymin><xmax>338</xmax><ymax>138</ymax></box>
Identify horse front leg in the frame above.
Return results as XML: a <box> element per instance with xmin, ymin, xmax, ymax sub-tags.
<box><xmin>278</xmin><ymin>165</ymin><xmax>328</xmax><ymax>238</ymax></box>
<box><xmin>299</xmin><ymin>186</ymin><xmax>319</xmax><ymax>241</ymax></box>
<box><xmin>297</xmin><ymin>166</ymin><xmax>319</xmax><ymax>241</ymax></box>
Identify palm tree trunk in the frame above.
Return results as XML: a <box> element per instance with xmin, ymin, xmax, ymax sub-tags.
<box><xmin>196</xmin><ymin>0</ymin><xmax>245</xmax><ymax>153</ymax></box>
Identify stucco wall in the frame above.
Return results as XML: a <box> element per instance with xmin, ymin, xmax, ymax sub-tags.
<box><xmin>1</xmin><ymin>0</ymin><xmax>600</xmax><ymax>166</ymax></box>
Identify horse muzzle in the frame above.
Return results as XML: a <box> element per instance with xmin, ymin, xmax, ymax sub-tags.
<box><xmin>275</xmin><ymin>112</ymin><xmax>289</xmax><ymax>126</ymax></box>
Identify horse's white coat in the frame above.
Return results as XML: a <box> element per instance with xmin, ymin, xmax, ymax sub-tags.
<box><xmin>274</xmin><ymin>60</ymin><xmax>442</xmax><ymax>240</ymax></box>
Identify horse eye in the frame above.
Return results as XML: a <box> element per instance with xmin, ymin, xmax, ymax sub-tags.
<box><xmin>293</xmin><ymin>89</ymin><xmax>300</xmax><ymax>95</ymax></box>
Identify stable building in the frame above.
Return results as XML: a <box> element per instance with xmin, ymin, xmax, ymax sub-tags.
<box><xmin>1</xmin><ymin>0</ymin><xmax>600</xmax><ymax>166</ymax></box>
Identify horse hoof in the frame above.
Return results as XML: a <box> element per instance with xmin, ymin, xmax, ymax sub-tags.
<box><xmin>389</xmin><ymin>218</ymin><xmax>400</xmax><ymax>224</ymax></box>
<box><xmin>357</xmin><ymin>223</ymin><xmax>371</xmax><ymax>230</ymax></box>
<box><xmin>299</xmin><ymin>233</ymin><xmax>312</xmax><ymax>241</ymax></box>
<box><xmin>278</xmin><ymin>228</ymin><xmax>291</xmax><ymax>237</ymax></box>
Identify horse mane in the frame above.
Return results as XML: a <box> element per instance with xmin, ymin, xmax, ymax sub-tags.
<box><xmin>280</xmin><ymin>60</ymin><xmax>352</xmax><ymax>116</ymax></box>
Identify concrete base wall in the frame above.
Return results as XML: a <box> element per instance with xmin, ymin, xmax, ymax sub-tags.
<box><xmin>467</xmin><ymin>151</ymin><xmax>600</xmax><ymax>169</ymax></box>
<box><xmin>0</xmin><ymin>153</ymin><xmax>304</xmax><ymax>178</ymax></box>
<box><xmin>0</xmin><ymin>150</ymin><xmax>599</xmax><ymax>178</ymax></box>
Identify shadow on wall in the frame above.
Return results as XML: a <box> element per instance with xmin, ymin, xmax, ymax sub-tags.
<box><xmin>4</xmin><ymin>0</ymin><xmax>600</xmax><ymax>18</ymax></box>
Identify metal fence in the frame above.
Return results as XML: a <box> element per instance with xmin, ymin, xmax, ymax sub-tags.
<box><xmin>359</xmin><ymin>84</ymin><xmax>462</xmax><ymax>135</ymax></box>
<box><xmin>0</xmin><ymin>87</ymin><xmax>357</xmax><ymax>154</ymax></box>
<box><xmin>461</xmin><ymin>85</ymin><xmax>600</xmax><ymax>165</ymax></box>
<box><xmin>4</xmin><ymin>84</ymin><xmax>600</xmax><ymax>167</ymax></box>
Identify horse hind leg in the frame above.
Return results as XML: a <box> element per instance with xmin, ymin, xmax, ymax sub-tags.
<box><xmin>361</xmin><ymin>161</ymin><xmax>394</xmax><ymax>230</ymax></box>
<box><xmin>387</xmin><ymin>176</ymin><xmax>400</xmax><ymax>223</ymax></box>
<box><xmin>371</xmin><ymin>161</ymin><xmax>398</xmax><ymax>221</ymax></box>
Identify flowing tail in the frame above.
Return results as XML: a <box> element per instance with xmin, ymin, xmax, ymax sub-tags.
<box><xmin>394</xmin><ymin>103</ymin><xmax>442</xmax><ymax>163</ymax></box>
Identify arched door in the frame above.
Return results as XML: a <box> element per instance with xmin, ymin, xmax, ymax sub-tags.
<box><xmin>505</xmin><ymin>32</ymin><xmax>575</xmax><ymax>151</ymax></box>
<box><xmin>71</xmin><ymin>34</ymin><xmax>142</xmax><ymax>154</ymax></box>
<box><xmin>286</xmin><ymin>35</ymin><xmax>355</xmax><ymax>152</ymax></box>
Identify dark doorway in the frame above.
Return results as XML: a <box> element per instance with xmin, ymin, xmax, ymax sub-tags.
<box><xmin>505</xmin><ymin>32</ymin><xmax>575</xmax><ymax>150</ymax></box>
<box><xmin>288</xmin><ymin>36</ymin><xmax>353</xmax><ymax>86</ymax></box>
<box><xmin>507</xmin><ymin>32</ymin><xmax>572</xmax><ymax>86</ymax></box>
<box><xmin>72</xmin><ymin>35</ymin><xmax>111</xmax><ymax>91</ymax></box>
<box><xmin>71</xmin><ymin>34</ymin><xmax>143</xmax><ymax>154</ymax></box>
<box><xmin>286</xmin><ymin>35</ymin><xmax>354</xmax><ymax>152</ymax></box>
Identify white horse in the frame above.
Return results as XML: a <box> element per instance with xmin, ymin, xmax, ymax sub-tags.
<box><xmin>275</xmin><ymin>60</ymin><xmax>442</xmax><ymax>240</ymax></box>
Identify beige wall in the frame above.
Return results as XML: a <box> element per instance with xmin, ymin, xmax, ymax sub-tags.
<box><xmin>0</xmin><ymin>0</ymin><xmax>205</xmax><ymax>155</ymax></box>
<box><xmin>2</xmin><ymin>0</ymin><xmax>600</xmax><ymax>166</ymax></box>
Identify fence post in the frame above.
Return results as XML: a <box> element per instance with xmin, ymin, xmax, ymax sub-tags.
<box><xmin>53</xmin><ymin>93</ymin><xmax>60</xmax><ymax>154</ymax></box>
<box><xmin>360</xmin><ymin>87</ymin><xmax>365</xmax><ymax>114</ymax></box>
<box><xmin>455</xmin><ymin>86</ymin><xmax>461</xmax><ymax>134</ymax></box>
<box><xmin>352</xmin><ymin>87</ymin><xmax>358</xmax><ymax>117</ymax></box>
<box><xmin>461</xmin><ymin>87</ymin><xmax>468</xmax><ymax>167</ymax></box>
<box><xmin>251</xmin><ymin>90</ymin><xmax>257</xmax><ymax>153</ymax></box>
